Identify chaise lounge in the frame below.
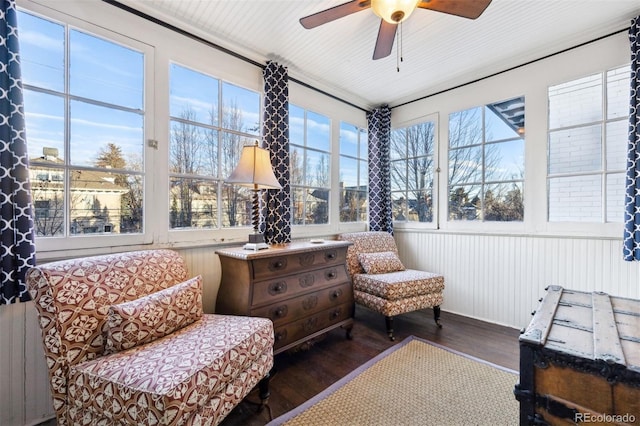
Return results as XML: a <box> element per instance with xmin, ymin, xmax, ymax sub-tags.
<box><xmin>338</xmin><ymin>231</ymin><xmax>444</xmax><ymax>340</ymax></box>
<box><xmin>28</xmin><ymin>249</ymin><xmax>274</xmax><ymax>426</ymax></box>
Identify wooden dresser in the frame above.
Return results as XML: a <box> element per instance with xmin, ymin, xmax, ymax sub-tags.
<box><xmin>515</xmin><ymin>286</ymin><xmax>639</xmax><ymax>425</ymax></box>
<box><xmin>215</xmin><ymin>241</ymin><xmax>354</xmax><ymax>354</ymax></box>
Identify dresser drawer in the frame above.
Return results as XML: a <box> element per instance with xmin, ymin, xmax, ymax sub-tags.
<box><xmin>273</xmin><ymin>301</ymin><xmax>353</xmax><ymax>350</ymax></box>
<box><xmin>251</xmin><ymin>282</ymin><xmax>353</xmax><ymax>326</ymax></box>
<box><xmin>251</xmin><ymin>248</ymin><xmax>344</xmax><ymax>281</ymax></box>
<box><xmin>251</xmin><ymin>265</ymin><xmax>348</xmax><ymax>307</ymax></box>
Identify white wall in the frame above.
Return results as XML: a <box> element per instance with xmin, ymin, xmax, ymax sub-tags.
<box><xmin>2</xmin><ymin>1</ymin><xmax>639</xmax><ymax>425</ymax></box>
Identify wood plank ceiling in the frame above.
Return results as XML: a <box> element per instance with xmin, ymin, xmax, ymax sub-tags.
<box><xmin>112</xmin><ymin>0</ymin><xmax>639</xmax><ymax>110</ymax></box>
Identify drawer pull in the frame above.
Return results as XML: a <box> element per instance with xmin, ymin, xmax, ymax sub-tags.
<box><xmin>275</xmin><ymin>329</ymin><xmax>288</xmax><ymax>342</ymax></box>
<box><xmin>271</xmin><ymin>305</ymin><xmax>288</xmax><ymax>318</ymax></box>
<box><xmin>268</xmin><ymin>281</ymin><xmax>288</xmax><ymax>295</ymax></box>
<box><xmin>330</xmin><ymin>308</ymin><xmax>342</xmax><ymax>320</ymax></box>
<box><xmin>269</xmin><ymin>258</ymin><xmax>287</xmax><ymax>271</ymax></box>
<box><xmin>330</xmin><ymin>289</ymin><xmax>343</xmax><ymax>300</ymax></box>
<box><xmin>325</xmin><ymin>250</ymin><xmax>337</xmax><ymax>261</ymax></box>
<box><xmin>325</xmin><ymin>269</ymin><xmax>337</xmax><ymax>280</ymax></box>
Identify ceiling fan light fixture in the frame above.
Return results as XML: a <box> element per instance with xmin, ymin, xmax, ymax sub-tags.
<box><xmin>371</xmin><ymin>0</ymin><xmax>419</xmax><ymax>24</ymax></box>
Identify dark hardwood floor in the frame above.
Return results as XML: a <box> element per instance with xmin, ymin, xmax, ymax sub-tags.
<box><xmin>221</xmin><ymin>306</ymin><xmax>521</xmax><ymax>426</ymax></box>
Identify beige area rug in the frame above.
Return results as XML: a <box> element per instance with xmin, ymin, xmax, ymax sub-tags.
<box><xmin>267</xmin><ymin>336</ymin><xmax>519</xmax><ymax>426</ymax></box>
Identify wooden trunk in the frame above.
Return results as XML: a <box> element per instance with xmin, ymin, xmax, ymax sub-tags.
<box><xmin>515</xmin><ymin>286</ymin><xmax>640</xmax><ymax>425</ymax></box>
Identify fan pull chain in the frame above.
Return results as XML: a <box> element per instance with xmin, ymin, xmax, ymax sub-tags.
<box><xmin>397</xmin><ymin>22</ymin><xmax>404</xmax><ymax>72</ymax></box>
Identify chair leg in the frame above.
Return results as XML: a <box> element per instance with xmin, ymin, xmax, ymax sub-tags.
<box><xmin>385</xmin><ymin>316</ymin><xmax>395</xmax><ymax>341</ymax></box>
<box><xmin>434</xmin><ymin>305</ymin><xmax>443</xmax><ymax>328</ymax></box>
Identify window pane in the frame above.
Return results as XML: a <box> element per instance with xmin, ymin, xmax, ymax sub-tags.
<box><xmin>548</xmin><ymin>175</ymin><xmax>601</xmax><ymax>222</ymax></box>
<box><xmin>484</xmin><ymin>182</ymin><xmax>523</xmax><ymax>221</ymax></box>
<box><xmin>291</xmin><ymin>187</ymin><xmax>305</xmax><ymax>225</ymax></box>
<box><xmin>70</xmin><ymin>30</ymin><xmax>143</xmax><ymax>109</ymax></box>
<box><xmin>485</xmin><ymin>97</ymin><xmax>525</xmax><ymax>141</ymax></box>
<box><xmin>340</xmin><ymin>122</ymin><xmax>359</xmax><ymax>157</ymax></box>
<box><xmin>169</xmin><ymin>121</ymin><xmax>219</xmax><ymax>176</ymax></box>
<box><xmin>340</xmin><ymin>156</ymin><xmax>358</xmax><ymax>187</ymax></box>
<box><xmin>307</xmin><ymin>191</ymin><xmax>328</xmax><ymax>224</ymax></box>
<box><xmin>19</xmin><ymin>12</ymin><xmax>64</xmax><ymax>92</ymax></box>
<box><xmin>549</xmin><ymin>74</ymin><xmax>601</xmax><ymax>129</ymax></box>
<box><xmin>390</xmin><ymin>129</ymin><xmax>406</xmax><ymax>159</ymax></box>
<box><xmin>306</xmin><ymin>150</ymin><xmax>329</xmax><ymax>187</ymax></box>
<box><xmin>391</xmin><ymin>160</ymin><xmax>406</xmax><ymax>192</ymax></box>
<box><xmin>307</xmin><ymin>111</ymin><xmax>330</xmax><ymax>151</ymax></box>
<box><xmin>220</xmin><ymin>184</ymin><xmax>250</xmax><ymax>228</ymax></box>
<box><xmin>449</xmin><ymin>146</ymin><xmax>482</xmax><ymax>185</ymax></box>
<box><xmin>25</xmin><ymin>90</ymin><xmax>65</xmax><ymax>162</ymax></box>
<box><xmin>289</xmin><ymin>105</ymin><xmax>304</xmax><ymax>145</ymax></box>
<box><xmin>169</xmin><ymin>177</ymin><xmax>217</xmax><ymax>229</ymax></box>
<box><xmin>340</xmin><ymin>190</ymin><xmax>366</xmax><ymax>222</ymax></box>
<box><xmin>485</xmin><ymin>139</ymin><xmax>525</xmax><ymax>182</ymax></box>
<box><xmin>606</xmin><ymin>120</ymin><xmax>627</xmax><ymax>171</ymax></box>
<box><xmin>290</xmin><ymin>146</ymin><xmax>304</xmax><ymax>186</ymax></box>
<box><xmin>31</xmin><ymin>166</ymin><xmax>65</xmax><ymax>237</ymax></box>
<box><xmin>70</xmin><ymin>100</ymin><xmax>144</xmax><ymax>169</ymax></box>
<box><xmin>409</xmin><ymin>184</ymin><xmax>433</xmax><ymax>223</ymax></box>
<box><xmin>548</xmin><ymin>125</ymin><xmax>601</xmax><ymax>174</ymax></box>
<box><xmin>607</xmin><ymin>65</ymin><xmax>631</xmax><ymax>120</ymax></box>
<box><xmin>170</xmin><ymin>64</ymin><xmax>218</xmax><ymax>126</ymax></box>
<box><xmin>449</xmin><ymin>184</ymin><xmax>481</xmax><ymax>221</ymax></box>
<box><xmin>222</xmin><ymin>82</ymin><xmax>260</xmax><ymax>135</ymax></box>
<box><xmin>359</xmin><ymin>128</ymin><xmax>368</xmax><ymax>159</ymax></box>
<box><xmin>392</xmin><ymin>192</ymin><xmax>408</xmax><ymax>221</ymax></box>
<box><xmin>70</xmin><ymin>170</ymin><xmax>142</xmax><ymax>234</ymax></box>
<box><xmin>606</xmin><ymin>173</ymin><xmax>624</xmax><ymax>223</ymax></box>
<box><xmin>449</xmin><ymin>107</ymin><xmax>482</xmax><ymax>148</ymax></box>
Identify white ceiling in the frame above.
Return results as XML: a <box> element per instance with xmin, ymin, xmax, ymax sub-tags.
<box><xmin>113</xmin><ymin>0</ymin><xmax>640</xmax><ymax>110</ymax></box>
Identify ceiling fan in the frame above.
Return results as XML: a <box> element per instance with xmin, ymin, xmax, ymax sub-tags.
<box><xmin>300</xmin><ymin>0</ymin><xmax>493</xmax><ymax>60</ymax></box>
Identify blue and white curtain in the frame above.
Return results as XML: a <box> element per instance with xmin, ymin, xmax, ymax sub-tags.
<box><xmin>367</xmin><ymin>105</ymin><xmax>393</xmax><ymax>233</ymax></box>
<box><xmin>623</xmin><ymin>16</ymin><xmax>640</xmax><ymax>261</ymax></box>
<box><xmin>1</xmin><ymin>0</ymin><xmax>36</xmax><ymax>304</ymax></box>
<box><xmin>262</xmin><ymin>61</ymin><xmax>291</xmax><ymax>244</ymax></box>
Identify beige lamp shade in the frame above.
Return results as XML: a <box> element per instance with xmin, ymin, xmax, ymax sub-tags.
<box><xmin>226</xmin><ymin>142</ymin><xmax>282</xmax><ymax>189</ymax></box>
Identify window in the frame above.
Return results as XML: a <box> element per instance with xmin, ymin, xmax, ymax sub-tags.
<box><xmin>168</xmin><ymin>63</ymin><xmax>261</xmax><ymax>230</ymax></box>
<box><xmin>289</xmin><ymin>105</ymin><xmax>331</xmax><ymax>225</ymax></box>
<box><xmin>448</xmin><ymin>97</ymin><xmax>525</xmax><ymax>222</ymax></box>
<box><xmin>547</xmin><ymin>66</ymin><xmax>629</xmax><ymax>223</ymax></box>
<box><xmin>339</xmin><ymin>122</ymin><xmax>367</xmax><ymax>222</ymax></box>
<box><xmin>391</xmin><ymin>119</ymin><xmax>437</xmax><ymax>223</ymax></box>
<box><xmin>20</xmin><ymin>11</ymin><xmax>146</xmax><ymax>238</ymax></box>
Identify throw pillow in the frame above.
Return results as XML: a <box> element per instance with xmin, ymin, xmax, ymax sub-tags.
<box><xmin>105</xmin><ymin>275</ymin><xmax>203</xmax><ymax>353</ymax></box>
<box><xmin>358</xmin><ymin>251</ymin><xmax>406</xmax><ymax>274</ymax></box>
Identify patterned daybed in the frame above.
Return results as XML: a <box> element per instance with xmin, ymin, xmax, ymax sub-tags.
<box><xmin>27</xmin><ymin>249</ymin><xmax>274</xmax><ymax>426</ymax></box>
<box><xmin>338</xmin><ymin>231</ymin><xmax>444</xmax><ymax>340</ymax></box>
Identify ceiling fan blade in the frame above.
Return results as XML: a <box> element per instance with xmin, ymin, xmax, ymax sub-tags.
<box><xmin>300</xmin><ymin>0</ymin><xmax>371</xmax><ymax>29</ymax></box>
<box><xmin>372</xmin><ymin>20</ymin><xmax>397</xmax><ymax>60</ymax></box>
<box><xmin>417</xmin><ymin>0</ymin><xmax>492</xmax><ymax>19</ymax></box>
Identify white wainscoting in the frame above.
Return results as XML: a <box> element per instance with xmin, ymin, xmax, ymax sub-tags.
<box><xmin>395</xmin><ymin>231</ymin><xmax>640</xmax><ymax>329</ymax></box>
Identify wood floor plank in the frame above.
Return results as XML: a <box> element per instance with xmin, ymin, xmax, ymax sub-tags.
<box><xmin>221</xmin><ymin>306</ymin><xmax>521</xmax><ymax>425</ymax></box>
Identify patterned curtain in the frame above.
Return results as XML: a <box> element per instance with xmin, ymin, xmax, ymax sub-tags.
<box><xmin>367</xmin><ymin>105</ymin><xmax>393</xmax><ymax>233</ymax></box>
<box><xmin>0</xmin><ymin>0</ymin><xmax>36</xmax><ymax>304</ymax></box>
<box><xmin>623</xmin><ymin>16</ymin><xmax>640</xmax><ymax>261</ymax></box>
<box><xmin>262</xmin><ymin>61</ymin><xmax>291</xmax><ymax>244</ymax></box>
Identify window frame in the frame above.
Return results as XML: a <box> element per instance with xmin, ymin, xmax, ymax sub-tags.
<box><xmin>391</xmin><ymin>113</ymin><xmax>440</xmax><ymax>230</ymax></box>
<box><xmin>19</xmin><ymin>7</ymin><xmax>155</xmax><ymax>253</ymax></box>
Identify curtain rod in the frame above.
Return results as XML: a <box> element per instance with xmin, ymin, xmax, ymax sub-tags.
<box><xmin>101</xmin><ymin>0</ymin><xmax>369</xmax><ymax>113</ymax></box>
<box><xmin>391</xmin><ymin>26</ymin><xmax>631</xmax><ymax>110</ymax></box>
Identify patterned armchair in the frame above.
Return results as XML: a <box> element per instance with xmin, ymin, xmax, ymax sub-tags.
<box><xmin>27</xmin><ymin>249</ymin><xmax>274</xmax><ymax>426</ymax></box>
<box><xmin>337</xmin><ymin>232</ymin><xmax>444</xmax><ymax>340</ymax></box>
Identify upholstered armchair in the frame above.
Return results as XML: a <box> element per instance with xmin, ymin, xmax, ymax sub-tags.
<box><xmin>28</xmin><ymin>249</ymin><xmax>274</xmax><ymax>426</ymax></box>
<box><xmin>338</xmin><ymin>231</ymin><xmax>444</xmax><ymax>340</ymax></box>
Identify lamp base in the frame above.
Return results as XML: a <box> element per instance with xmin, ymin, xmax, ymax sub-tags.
<box><xmin>243</xmin><ymin>242</ymin><xmax>270</xmax><ymax>251</ymax></box>
<box><xmin>244</xmin><ymin>232</ymin><xmax>269</xmax><ymax>250</ymax></box>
